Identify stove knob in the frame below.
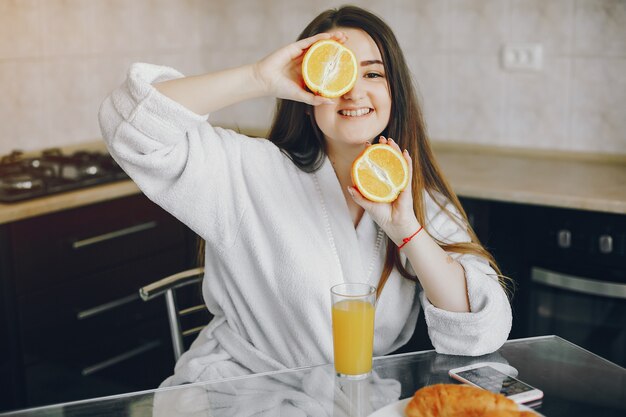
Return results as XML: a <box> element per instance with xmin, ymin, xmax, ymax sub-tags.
<box><xmin>598</xmin><ymin>235</ymin><xmax>613</xmax><ymax>254</ymax></box>
<box><xmin>557</xmin><ymin>229</ymin><xmax>571</xmax><ymax>249</ymax></box>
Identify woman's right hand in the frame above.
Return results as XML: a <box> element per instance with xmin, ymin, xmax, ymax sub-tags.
<box><xmin>253</xmin><ymin>31</ymin><xmax>347</xmax><ymax>106</ymax></box>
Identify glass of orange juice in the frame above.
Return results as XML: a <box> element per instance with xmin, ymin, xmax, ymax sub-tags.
<box><xmin>331</xmin><ymin>283</ymin><xmax>376</xmax><ymax>379</ymax></box>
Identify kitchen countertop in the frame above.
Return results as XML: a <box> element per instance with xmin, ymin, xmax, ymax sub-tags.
<box><xmin>433</xmin><ymin>143</ymin><xmax>626</xmax><ymax>214</ymax></box>
<box><xmin>1</xmin><ymin>140</ymin><xmax>625</xmax><ymax>225</ymax></box>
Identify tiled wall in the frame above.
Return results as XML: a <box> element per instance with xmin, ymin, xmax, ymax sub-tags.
<box><xmin>0</xmin><ymin>0</ymin><xmax>625</xmax><ymax>156</ymax></box>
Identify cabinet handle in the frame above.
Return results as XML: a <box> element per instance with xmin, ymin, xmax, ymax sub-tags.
<box><xmin>71</xmin><ymin>221</ymin><xmax>157</xmax><ymax>249</ymax></box>
<box><xmin>531</xmin><ymin>267</ymin><xmax>626</xmax><ymax>300</ymax></box>
<box><xmin>81</xmin><ymin>339</ymin><xmax>161</xmax><ymax>376</ymax></box>
<box><xmin>182</xmin><ymin>325</ymin><xmax>205</xmax><ymax>337</ymax></box>
<box><xmin>76</xmin><ymin>293</ymin><xmax>139</xmax><ymax>320</ymax></box>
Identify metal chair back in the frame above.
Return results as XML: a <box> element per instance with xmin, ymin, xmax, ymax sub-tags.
<box><xmin>139</xmin><ymin>267</ymin><xmax>210</xmax><ymax>361</ymax></box>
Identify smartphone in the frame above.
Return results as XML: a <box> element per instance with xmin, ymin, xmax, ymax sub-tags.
<box><xmin>448</xmin><ymin>363</ymin><xmax>544</xmax><ymax>404</ymax></box>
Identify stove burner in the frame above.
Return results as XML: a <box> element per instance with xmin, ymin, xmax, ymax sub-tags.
<box><xmin>0</xmin><ymin>147</ymin><xmax>129</xmax><ymax>203</ymax></box>
<box><xmin>0</xmin><ymin>175</ymin><xmax>45</xmax><ymax>191</ymax></box>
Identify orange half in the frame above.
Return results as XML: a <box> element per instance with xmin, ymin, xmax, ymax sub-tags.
<box><xmin>351</xmin><ymin>144</ymin><xmax>409</xmax><ymax>203</ymax></box>
<box><xmin>302</xmin><ymin>39</ymin><xmax>357</xmax><ymax>98</ymax></box>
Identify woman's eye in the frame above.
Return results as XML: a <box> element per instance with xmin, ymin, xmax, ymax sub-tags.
<box><xmin>365</xmin><ymin>72</ymin><xmax>384</xmax><ymax>79</ymax></box>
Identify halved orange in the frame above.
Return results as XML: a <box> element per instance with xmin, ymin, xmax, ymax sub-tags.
<box><xmin>302</xmin><ymin>39</ymin><xmax>357</xmax><ymax>98</ymax></box>
<box><xmin>351</xmin><ymin>144</ymin><xmax>409</xmax><ymax>203</ymax></box>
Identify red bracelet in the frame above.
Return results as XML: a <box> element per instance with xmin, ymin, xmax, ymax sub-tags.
<box><xmin>398</xmin><ymin>225</ymin><xmax>423</xmax><ymax>249</ymax></box>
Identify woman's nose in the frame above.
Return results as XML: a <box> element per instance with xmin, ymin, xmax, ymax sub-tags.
<box><xmin>342</xmin><ymin>79</ymin><xmax>365</xmax><ymax>101</ymax></box>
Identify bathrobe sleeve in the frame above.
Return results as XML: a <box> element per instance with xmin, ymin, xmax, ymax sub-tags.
<box><xmin>98</xmin><ymin>63</ymin><xmax>283</xmax><ymax>246</ymax></box>
<box><xmin>417</xmin><ymin>193</ymin><xmax>512</xmax><ymax>356</ymax></box>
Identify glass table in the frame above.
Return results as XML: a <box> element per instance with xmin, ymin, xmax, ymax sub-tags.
<box><xmin>2</xmin><ymin>336</ymin><xmax>624</xmax><ymax>416</ymax></box>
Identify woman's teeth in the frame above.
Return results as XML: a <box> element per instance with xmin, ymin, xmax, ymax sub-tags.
<box><xmin>338</xmin><ymin>108</ymin><xmax>372</xmax><ymax>117</ymax></box>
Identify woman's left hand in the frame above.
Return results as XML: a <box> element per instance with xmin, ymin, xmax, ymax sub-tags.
<box><xmin>348</xmin><ymin>137</ymin><xmax>421</xmax><ymax>246</ymax></box>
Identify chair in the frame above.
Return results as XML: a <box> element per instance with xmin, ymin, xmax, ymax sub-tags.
<box><xmin>139</xmin><ymin>267</ymin><xmax>211</xmax><ymax>361</ymax></box>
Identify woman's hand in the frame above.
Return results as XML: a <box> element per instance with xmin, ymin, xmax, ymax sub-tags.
<box><xmin>252</xmin><ymin>32</ymin><xmax>347</xmax><ymax>106</ymax></box>
<box><xmin>348</xmin><ymin>137</ymin><xmax>421</xmax><ymax>246</ymax></box>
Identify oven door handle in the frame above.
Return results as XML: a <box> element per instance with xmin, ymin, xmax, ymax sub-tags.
<box><xmin>531</xmin><ymin>267</ymin><xmax>626</xmax><ymax>300</ymax></box>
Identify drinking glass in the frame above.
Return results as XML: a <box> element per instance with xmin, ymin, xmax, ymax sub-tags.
<box><xmin>331</xmin><ymin>283</ymin><xmax>376</xmax><ymax>379</ymax></box>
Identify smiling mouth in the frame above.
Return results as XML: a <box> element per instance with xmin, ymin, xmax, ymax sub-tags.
<box><xmin>337</xmin><ymin>108</ymin><xmax>373</xmax><ymax>117</ymax></box>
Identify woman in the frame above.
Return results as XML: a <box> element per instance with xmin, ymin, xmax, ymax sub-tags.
<box><xmin>99</xmin><ymin>5</ymin><xmax>512</xmax><ymax>386</ymax></box>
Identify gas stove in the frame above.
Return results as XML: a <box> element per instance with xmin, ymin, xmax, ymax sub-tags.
<box><xmin>0</xmin><ymin>148</ymin><xmax>129</xmax><ymax>203</ymax></box>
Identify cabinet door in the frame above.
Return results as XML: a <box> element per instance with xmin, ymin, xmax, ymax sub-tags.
<box><xmin>0</xmin><ymin>225</ymin><xmax>24</xmax><ymax>411</ymax></box>
<box><xmin>19</xmin><ymin>250</ymin><xmax>188</xmax><ymax>407</ymax></box>
<box><xmin>10</xmin><ymin>194</ymin><xmax>187</xmax><ymax>295</ymax></box>
<box><xmin>458</xmin><ymin>198</ymin><xmax>530</xmax><ymax>339</ymax></box>
<box><xmin>459</xmin><ymin>197</ymin><xmax>491</xmax><ymax>244</ymax></box>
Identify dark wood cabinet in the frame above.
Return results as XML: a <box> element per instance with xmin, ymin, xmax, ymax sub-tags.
<box><xmin>0</xmin><ymin>194</ymin><xmax>198</xmax><ymax>412</ymax></box>
<box><xmin>464</xmin><ymin>199</ymin><xmax>531</xmax><ymax>339</ymax></box>
<box><xmin>10</xmin><ymin>195</ymin><xmax>188</xmax><ymax>295</ymax></box>
<box><xmin>0</xmin><ymin>225</ymin><xmax>21</xmax><ymax>411</ymax></box>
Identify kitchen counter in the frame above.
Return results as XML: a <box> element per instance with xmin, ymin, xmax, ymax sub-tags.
<box><xmin>434</xmin><ymin>143</ymin><xmax>626</xmax><ymax>214</ymax></box>
<box><xmin>1</xmin><ymin>140</ymin><xmax>625</xmax><ymax>224</ymax></box>
<box><xmin>0</xmin><ymin>180</ymin><xmax>140</xmax><ymax>224</ymax></box>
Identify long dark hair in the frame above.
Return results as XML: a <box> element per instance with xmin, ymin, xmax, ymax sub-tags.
<box><xmin>267</xmin><ymin>6</ymin><xmax>509</xmax><ymax>298</ymax></box>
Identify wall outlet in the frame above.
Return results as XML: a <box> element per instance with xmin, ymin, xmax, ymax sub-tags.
<box><xmin>501</xmin><ymin>44</ymin><xmax>543</xmax><ymax>71</ymax></box>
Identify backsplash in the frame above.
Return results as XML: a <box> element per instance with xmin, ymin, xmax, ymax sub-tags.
<box><xmin>0</xmin><ymin>0</ymin><xmax>624</xmax><ymax>156</ymax></box>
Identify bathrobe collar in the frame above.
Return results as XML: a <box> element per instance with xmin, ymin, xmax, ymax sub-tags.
<box><xmin>314</xmin><ymin>156</ymin><xmax>383</xmax><ymax>286</ymax></box>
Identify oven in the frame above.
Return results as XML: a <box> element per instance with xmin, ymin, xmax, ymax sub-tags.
<box><xmin>526</xmin><ymin>206</ymin><xmax>626</xmax><ymax>367</ymax></box>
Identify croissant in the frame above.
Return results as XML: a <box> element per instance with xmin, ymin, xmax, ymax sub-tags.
<box><xmin>404</xmin><ymin>384</ymin><xmax>525</xmax><ymax>417</ymax></box>
<box><xmin>482</xmin><ymin>411</ymin><xmax>537</xmax><ymax>417</ymax></box>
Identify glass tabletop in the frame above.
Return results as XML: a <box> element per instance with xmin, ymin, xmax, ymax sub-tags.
<box><xmin>2</xmin><ymin>336</ymin><xmax>624</xmax><ymax>417</ymax></box>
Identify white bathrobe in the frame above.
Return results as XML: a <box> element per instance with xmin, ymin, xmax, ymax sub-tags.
<box><xmin>98</xmin><ymin>63</ymin><xmax>512</xmax><ymax>386</ymax></box>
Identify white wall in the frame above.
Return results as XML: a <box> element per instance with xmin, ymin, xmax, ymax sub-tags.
<box><xmin>0</xmin><ymin>0</ymin><xmax>625</xmax><ymax>155</ymax></box>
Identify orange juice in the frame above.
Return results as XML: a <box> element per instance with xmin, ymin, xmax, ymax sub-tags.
<box><xmin>332</xmin><ymin>299</ymin><xmax>375</xmax><ymax>376</ymax></box>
